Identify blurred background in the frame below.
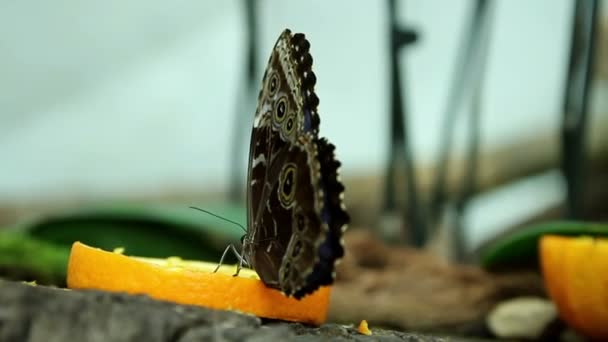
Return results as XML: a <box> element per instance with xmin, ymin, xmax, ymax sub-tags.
<box><xmin>1</xmin><ymin>0</ymin><xmax>608</xmax><ymax>338</ymax></box>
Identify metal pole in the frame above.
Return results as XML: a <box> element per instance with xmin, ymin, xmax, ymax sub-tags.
<box><xmin>561</xmin><ymin>0</ymin><xmax>600</xmax><ymax>219</ymax></box>
<box><xmin>383</xmin><ymin>0</ymin><xmax>426</xmax><ymax>246</ymax></box>
<box><xmin>429</xmin><ymin>0</ymin><xmax>491</xmax><ymax>230</ymax></box>
<box><xmin>229</xmin><ymin>0</ymin><xmax>258</xmax><ymax>202</ymax></box>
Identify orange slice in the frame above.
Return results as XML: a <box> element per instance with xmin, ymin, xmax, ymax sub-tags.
<box><xmin>67</xmin><ymin>241</ymin><xmax>331</xmax><ymax>325</ymax></box>
<box><xmin>540</xmin><ymin>235</ymin><xmax>608</xmax><ymax>340</ymax></box>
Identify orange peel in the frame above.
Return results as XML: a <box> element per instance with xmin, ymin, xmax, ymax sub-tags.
<box><xmin>67</xmin><ymin>242</ymin><xmax>331</xmax><ymax>325</ymax></box>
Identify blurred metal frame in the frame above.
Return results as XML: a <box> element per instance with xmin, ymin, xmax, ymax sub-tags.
<box><xmin>229</xmin><ymin>0</ymin><xmax>258</xmax><ymax>203</ymax></box>
<box><xmin>382</xmin><ymin>0</ymin><xmax>494</xmax><ymax>251</ymax></box>
<box><xmin>431</xmin><ymin>0</ymin><xmax>494</xmax><ymax>259</ymax></box>
<box><xmin>561</xmin><ymin>0</ymin><xmax>601</xmax><ymax>219</ymax></box>
<box><xmin>429</xmin><ymin>0</ymin><xmax>493</xmax><ymax>226</ymax></box>
<box><xmin>382</xmin><ymin>0</ymin><xmax>426</xmax><ymax>246</ymax></box>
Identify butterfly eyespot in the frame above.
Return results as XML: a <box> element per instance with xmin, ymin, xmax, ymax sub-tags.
<box><xmin>281</xmin><ymin>112</ymin><xmax>297</xmax><ymax>138</ymax></box>
<box><xmin>281</xmin><ymin>168</ymin><xmax>294</xmax><ymax>197</ymax></box>
<box><xmin>286</xmin><ymin>117</ymin><xmax>294</xmax><ymax>131</ymax></box>
<box><xmin>268</xmin><ymin>73</ymin><xmax>279</xmax><ymax>95</ymax></box>
<box><xmin>274</xmin><ymin>97</ymin><xmax>287</xmax><ymax>123</ymax></box>
<box><xmin>278</xmin><ymin>164</ymin><xmax>297</xmax><ymax>207</ymax></box>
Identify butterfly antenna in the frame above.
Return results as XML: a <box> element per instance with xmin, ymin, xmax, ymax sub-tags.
<box><xmin>189</xmin><ymin>206</ymin><xmax>247</xmax><ymax>233</ymax></box>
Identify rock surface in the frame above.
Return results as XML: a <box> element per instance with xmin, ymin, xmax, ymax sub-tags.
<box><xmin>0</xmin><ymin>279</ymin><xmax>484</xmax><ymax>342</ymax></box>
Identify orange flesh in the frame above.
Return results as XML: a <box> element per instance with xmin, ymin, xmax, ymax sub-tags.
<box><xmin>67</xmin><ymin>242</ymin><xmax>331</xmax><ymax>325</ymax></box>
<box><xmin>540</xmin><ymin>235</ymin><xmax>608</xmax><ymax>340</ymax></box>
<box><xmin>357</xmin><ymin>319</ymin><xmax>372</xmax><ymax>335</ymax></box>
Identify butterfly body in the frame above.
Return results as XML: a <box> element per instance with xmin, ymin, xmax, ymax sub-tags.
<box><xmin>243</xmin><ymin>29</ymin><xmax>348</xmax><ymax>299</ymax></box>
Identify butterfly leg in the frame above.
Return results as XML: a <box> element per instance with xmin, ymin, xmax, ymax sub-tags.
<box><xmin>214</xmin><ymin>244</ymin><xmax>249</xmax><ymax>274</ymax></box>
<box><xmin>232</xmin><ymin>251</ymin><xmax>245</xmax><ymax>277</ymax></box>
<box><xmin>233</xmin><ymin>244</ymin><xmax>248</xmax><ymax>277</ymax></box>
<box><xmin>213</xmin><ymin>244</ymin><xmax>232</xmax><ymax>273</ymax></box>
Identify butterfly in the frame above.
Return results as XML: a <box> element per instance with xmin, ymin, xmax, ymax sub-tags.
<box><xmin>230</xmin><ymin>29</ymin><xmax>349</xmax><ymax>299</ymax></box>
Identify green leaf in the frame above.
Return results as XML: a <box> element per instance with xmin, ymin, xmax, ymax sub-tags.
<box><xmin>0</xmin><ymin>231</ymin><xmax>70</xmax><ymax>285</ymax></box>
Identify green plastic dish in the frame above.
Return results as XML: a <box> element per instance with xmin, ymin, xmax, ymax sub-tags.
<box><xmin>14</xmin><ymin>202</ymin><xmax>246</xmax><ymax>262</ymax></box>
<box><xmin>480</xmin><ymin>221</ymin><xmax>608</xmax><ymax>270</ymax></box>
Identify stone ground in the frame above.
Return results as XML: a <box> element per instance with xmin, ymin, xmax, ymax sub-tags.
<box><xmin>0</xmin><ymin>279</ymin><xmax>496</xmax><ymax>342</ymax></box>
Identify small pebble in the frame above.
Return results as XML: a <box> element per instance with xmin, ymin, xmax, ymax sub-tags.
<box><xmin>487</xmin><ymin>296</ymin><xmax>557</xmax><ymax>339</ymax></box>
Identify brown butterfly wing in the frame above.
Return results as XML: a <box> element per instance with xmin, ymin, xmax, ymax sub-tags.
<box><xmin>244</xmin><ymin>29</ymin><xmax>348</xmax><ymax>298</ymax></box>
